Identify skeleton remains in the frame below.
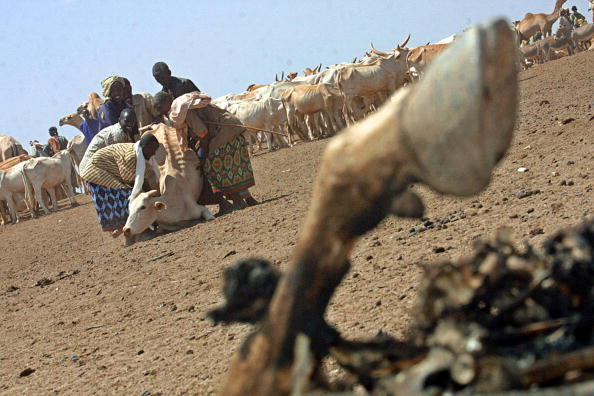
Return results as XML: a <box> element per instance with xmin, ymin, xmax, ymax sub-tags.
<box><xmin>207</xmin><ymin>18</ymin><xmax>529</xmax><ymax>396</ymax></box>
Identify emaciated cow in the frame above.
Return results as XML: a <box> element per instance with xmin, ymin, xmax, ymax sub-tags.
<box><xmin>123</xmin><ymin>124</ymin><xmax>214</xmax><ymax>240</ymax></box>
<box><xmin>281</xmin><ymin>83</ymin><xmax>344</xmax><ymax>140</ymax></box>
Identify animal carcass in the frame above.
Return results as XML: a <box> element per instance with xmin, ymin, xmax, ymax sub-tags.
<box><xmin>218</xmin><ymin>18</ymin><xmax>518</xmax><ymax>396</ymax></box>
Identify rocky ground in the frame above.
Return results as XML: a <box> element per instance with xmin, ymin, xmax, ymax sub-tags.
<box><xmin>0</xmin><ymin>50</ymin><xmax>592</xmax><ymax>396</ymax></box>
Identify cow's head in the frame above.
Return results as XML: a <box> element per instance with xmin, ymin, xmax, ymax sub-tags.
<box><xmin>123</xmin><ymin>190</ymin><xmax>167</xmax><ymax>238</ymax></box>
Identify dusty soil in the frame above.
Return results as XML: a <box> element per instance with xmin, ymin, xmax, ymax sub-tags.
<box><xmin>1</xmin><ymin>51</ymin><xmax>592</xmax><ymax>396</ymax></box>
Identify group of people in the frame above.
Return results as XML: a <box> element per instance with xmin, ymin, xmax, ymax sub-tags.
<box><xmin>77</xmin><ymin>63</ymin><xmax>259</xmax><ymax>240</ymax></box>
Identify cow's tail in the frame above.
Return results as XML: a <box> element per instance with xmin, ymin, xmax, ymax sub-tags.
<box><xmin>66</xmin><ymin>148</ymin><xmax>83</xmax><ymax>192</ymax></box>
<box><xmin>280</xmin><ymin>91</ymin><xmax>295</xmax><ymax>144</ymax></box>
<box><xmin>20</xmin><ymin>160</ymin><xmax>35</xmax><ymax>215</ymax></box>
<box><xmin>335</xmin><ymin>71</ymin><xmax>350</xmax><ymax>124</ymax></box>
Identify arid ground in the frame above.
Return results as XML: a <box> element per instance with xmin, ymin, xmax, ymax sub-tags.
<box><xmin>1</xmin><ymin>50</ymin><xmax>592</xmax><ymax>395</ymax></box>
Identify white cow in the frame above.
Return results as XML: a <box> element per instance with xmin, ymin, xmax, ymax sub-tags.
<box><xmin>21</xmin><ymin>150</ymin><xmax>78</xmax><ymax>215</ymax></box>
<box><xmin>228</xmin><ymin>98</ymin><xmax>290</xmax><ymax>150</ymax></box>
<box><xmin>338</xmin><ymin>52</ymin><xmax>409</xmax><ymax>124</ymax></box>
<box><xmin>282</xmin><ymin>83</ymin><xmax>345</xmax><ymax>141</ymax></box>
<box><xmin>0</xmin><ymin>162</ymin><xmax>37</xmax><ymax>223</ymax></box>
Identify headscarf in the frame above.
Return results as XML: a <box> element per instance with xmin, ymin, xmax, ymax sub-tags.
<box><xmin>101</xmin><ymin>76</ymin><xmax>126</xmax><ymax>99</ymax></box>
<box><xmin>168</xmin><ymin>91</ymin><xmax>211</xmax><ymax>128</ymax></box>
<box><xmin>168</xmin><ymin>91</ymin><xmax>210</xmax><ymax>148</ymax></box>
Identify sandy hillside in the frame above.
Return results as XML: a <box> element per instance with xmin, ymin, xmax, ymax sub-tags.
<box><xmin>0</xmin><ymin>50</ymin><xmax>592</xmax><ymax>396</ymax></box>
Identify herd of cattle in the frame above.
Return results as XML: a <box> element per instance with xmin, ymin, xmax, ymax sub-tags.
<box><xmin>0</xmin><ymin>1</ymin><xmax>592</xmax><ymax>228</ymax></box>
<box><xmin>517</xmin><ymin>0</ymin><xmax>594</xmax><ymax>67</ymax></box>
<box><xmin>0</xmin><ymin>134</ymin><xmax>86</xmax><ymax>225</ymax></box>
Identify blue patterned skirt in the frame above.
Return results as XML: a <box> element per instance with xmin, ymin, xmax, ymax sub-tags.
<box><xmin>88</xmin><ymin>183</ymin><xmax>132</xmax><ymax>231</ymax></box>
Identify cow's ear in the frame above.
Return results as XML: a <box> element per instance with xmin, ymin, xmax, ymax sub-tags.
<box><xmin>154</xmin><ymin>201</ymin><xmax>167</xmax><ymax>211</ymax></box>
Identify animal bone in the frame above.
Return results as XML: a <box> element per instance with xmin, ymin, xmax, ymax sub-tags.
<box><xmin>220</xmin><ymin>18</ymin><xmax>518</xmax><ymax>396</ymax></box>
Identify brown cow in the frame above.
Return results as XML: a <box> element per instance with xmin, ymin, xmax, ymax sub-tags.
<box><xmin>218</xmin><ymin>18</ymin><xmax>518</xmax><ymax>396</ymax></box>
<box><xmin>407</xmin><ymin>43</ymin><xmax>449</xmax><ymax>64</ymax></box>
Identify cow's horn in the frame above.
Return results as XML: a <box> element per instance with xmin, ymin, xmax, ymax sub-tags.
<box><xmin>398</xmin><ymin>33</ymin><xmax>411</xmax><ymax>49</ymax></box>
<box><xmin>275</xmin><ymin>73</ymin><xmax>279</xmax><ymax>82</ymax></box>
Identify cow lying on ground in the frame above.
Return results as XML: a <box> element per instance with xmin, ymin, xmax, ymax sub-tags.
<box><xmin>122</xmin><ymin>124</ymin><xmax>214</xmax><ymax>242</ymax></box>
<box><xmin>216</xmin><ymin>18</ymin><xmax>518</xmax><ymax>396</ymax></box>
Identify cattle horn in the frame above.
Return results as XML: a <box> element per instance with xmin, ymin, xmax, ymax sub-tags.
<box><xmin>275</xmin><ymin>73</ymin><xmax>279</xmax><ymax>82</ymax></box>
<box><xmin>398</xmin><ymin>33</ymin><xmax>412</xmax><ymax>49</ymax></box>
<box><xmin>281</xmin><ymin>71</ymin><xmax>285</xmax><ymax>81</ymax></box>
<box><xmin>316</xmin><ymin>63</ymin><xmax>322</xmax><ymax>72</ymax></box>
<box><xmin>370</xmin><ymin>42</ymin><xmax>390</xmax><ymax>57</ymax></box>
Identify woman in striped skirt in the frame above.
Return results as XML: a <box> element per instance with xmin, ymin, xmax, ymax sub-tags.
<box><xmin>80</xmin><ymin>134</ymin><xmax>159</xmax><ymax>238</ymax></box>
